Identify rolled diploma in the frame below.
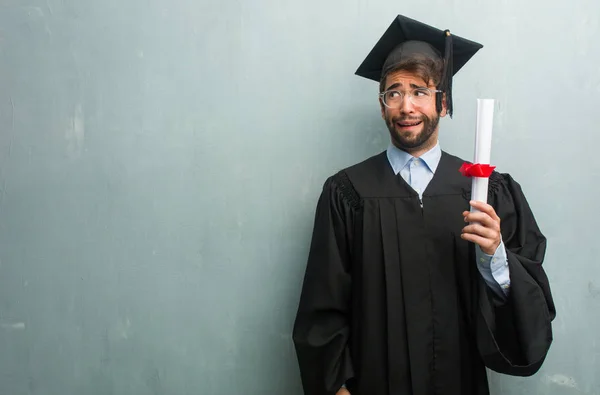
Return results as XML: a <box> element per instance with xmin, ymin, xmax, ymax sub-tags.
<box><xmin>471</xmin><ymin>99</ymin><xmax>494</xmax><ymax>211</ymax></box>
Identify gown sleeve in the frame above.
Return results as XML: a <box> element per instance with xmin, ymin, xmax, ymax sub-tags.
<box><xmin>476</xmin><ymin>172</ymin><xmax>556</xmax><ymax>376</ymax></box>
<box><xmin>292</xmin><ymin>173</ymin><xmax>356</xmax><ymax>395</ymax></box>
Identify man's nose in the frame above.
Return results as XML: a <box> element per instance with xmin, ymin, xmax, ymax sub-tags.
<box><xmin>399</xmin><ymin>94</ymin><xmax>416</xmax><ymax>114</ymax></box>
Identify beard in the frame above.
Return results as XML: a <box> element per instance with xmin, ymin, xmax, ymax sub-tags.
<box><xmin>385</xmin><ymin>111</ymin><xmax>440</xmax><ymax>152</ymax></box>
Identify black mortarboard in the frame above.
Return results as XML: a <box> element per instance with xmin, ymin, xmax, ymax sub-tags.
<box><xmin>355</xmin><ymin>15</ymin><xmax>483</xmax><ymax>116</ymax></box>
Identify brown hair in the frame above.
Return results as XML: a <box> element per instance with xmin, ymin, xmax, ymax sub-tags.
<box><xmin>379</xmin><ymin>54</ymin><xmax>444</xmax><ymax>93</ymax></box>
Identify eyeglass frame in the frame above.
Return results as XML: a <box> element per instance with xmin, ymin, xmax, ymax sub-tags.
<box><xmin>378</xmin><ymin>87</ymin><xmax>444</xmax><ymax>108</ymax></box>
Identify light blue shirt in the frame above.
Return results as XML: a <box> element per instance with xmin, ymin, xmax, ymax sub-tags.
<box><xmin>386</xmin><ymin>142</ymin><xmax>510</xmax><ymax>298</ymax></box>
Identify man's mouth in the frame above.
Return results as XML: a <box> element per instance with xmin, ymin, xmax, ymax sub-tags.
<box><xmin>396</xmin><ymin>120</ymin><xmax>423</xmax><ymax>128</ymax></box>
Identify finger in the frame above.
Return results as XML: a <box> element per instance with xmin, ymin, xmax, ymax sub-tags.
<box><xmin>464</xmin><ymin>212</ymin><xmax>500</xmax><ymax>230</ymax></box>
<box><xmin>469</xmin><ymin>200</ymin><xmax>493</xmax><ymax>213</ymax></box>
<box><xmin>469</xmin><ymin>200</ymin><xmax>500</xmax><ymax>222</ymax></box>
<box><xmin>464</xmin><ymin>212</ymin><xmax>498</xmax><ymax>227</ymax></box>
<box><xmin>460</xmin><ymin>232</ymin><xmax>498</xmax><ymax>252</ymax></box>
<box><xmin>462</xmin><ymin>223</ymin><xmax>499</xmax><ymax>240</ymax></box>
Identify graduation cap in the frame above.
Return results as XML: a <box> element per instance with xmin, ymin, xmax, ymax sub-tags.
<box><xmin>355</xmin><ymin>15</ymin><xmax>483</xmax><ymax>117</ymax></box>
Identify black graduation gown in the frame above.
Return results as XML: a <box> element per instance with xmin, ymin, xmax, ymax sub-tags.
<box><xmin>292</xmin><ymin>150</ymin><xmax>555</xmax><ymax>395</ymax></box>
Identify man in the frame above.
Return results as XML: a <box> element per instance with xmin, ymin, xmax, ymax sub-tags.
<box><xmin>292</xmin><ymin>15</ymin><xmax>555</xmax><ymax>395</ymax></box>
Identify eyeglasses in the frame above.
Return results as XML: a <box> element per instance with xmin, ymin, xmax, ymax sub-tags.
<box><xmin>379</xmin><ymin>87</ymin><xmax>443</xmax><ymax>108</ymax></box>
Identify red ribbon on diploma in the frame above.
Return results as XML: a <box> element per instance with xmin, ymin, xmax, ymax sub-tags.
<box><xmin>459</xmin><ymin>163</ymin><xmax>496</xmax><ymax>178</ymax></box>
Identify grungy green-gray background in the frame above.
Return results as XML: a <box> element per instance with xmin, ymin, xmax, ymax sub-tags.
<box><xmin>0</xmin><ymin>0</ymin><xmax>597</xmax><ymax>394</ymax></box>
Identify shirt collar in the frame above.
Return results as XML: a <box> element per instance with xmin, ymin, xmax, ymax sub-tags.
<box><xmin>386</xmin><ymin>142</ymin><xmax>442</xmax><ymax>175</ymax></box>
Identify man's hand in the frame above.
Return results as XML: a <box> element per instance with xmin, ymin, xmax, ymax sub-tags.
<box><xmin>336</xmin><ymin>388</ymin><xmax>351</xmax><ymax>395</ymax></box>
<box><xmin>461</xmin><ymin>200</ymin><xmax>501</xmax><ymax>255</ymax></box>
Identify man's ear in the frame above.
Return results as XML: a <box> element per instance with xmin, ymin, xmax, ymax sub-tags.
<box><xmin>379</xmin><ymin>97</ymin><xmax>386</xmax><ymax>119</ymax></box>
<box><xmin>439</xmin><ymin>93</ymin><xmax>448</xmax><ymax>118</ymax></box>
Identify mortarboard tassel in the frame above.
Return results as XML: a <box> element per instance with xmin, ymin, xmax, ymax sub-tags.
<box><xmin>439</xmin><ymin>30</ymin><xmax>454</xmax><ymax>117</ymax></box>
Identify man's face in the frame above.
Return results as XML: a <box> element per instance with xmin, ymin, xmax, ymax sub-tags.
<box><xmin>379</xmin><ymin>70</ymin><xmax>446</xmax><ymax>152</ymax></box>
